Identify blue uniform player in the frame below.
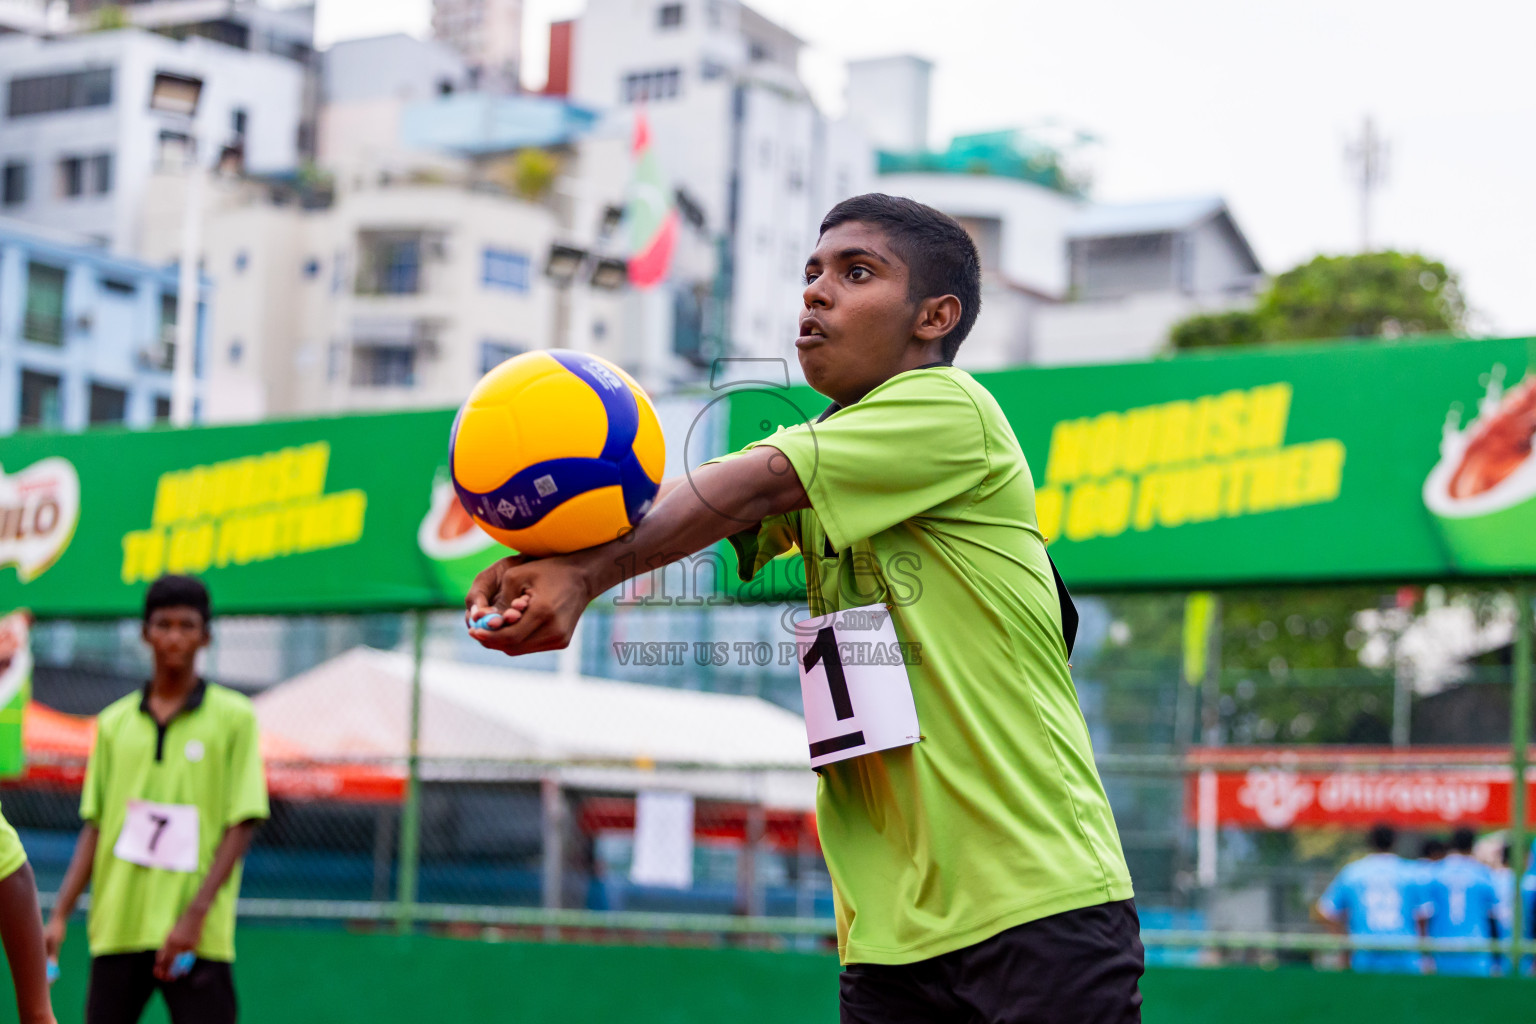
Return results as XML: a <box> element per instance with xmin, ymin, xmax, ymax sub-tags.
<box><xmin>1317</xmin><ymin>824</ymin><xmax>1426</xmax><ymax>973</ymax></box>
<box><xmin>1422</xmin><ymin>828</ymin><xmax>1500</xmax><ymax>975</ymax></box>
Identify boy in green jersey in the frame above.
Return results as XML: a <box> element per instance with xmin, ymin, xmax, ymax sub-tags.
<box><xmin>45</xmin><ymin>576</ymin><xmax>268</xmax><ymax>1024</ymax></box>
<box><xmin>468</xmin><ymin>194</ymin><xmax>1142</xmax><ymax>1022</ymax></box>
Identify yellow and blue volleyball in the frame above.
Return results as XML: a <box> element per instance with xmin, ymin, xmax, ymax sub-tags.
<box><xmin>449</xmin><ymin>351</ymin><xmax>665</xmax><ymax>556</ymax></box>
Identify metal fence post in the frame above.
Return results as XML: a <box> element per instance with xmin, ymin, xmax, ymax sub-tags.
<box><xmin>541</xmin><ymin>773</ymin><xmax>565</xmax><ymax>941</ymax></box>
<box><xmin>395</xmin><ymin>609</ymin><xmax>426</xmax><ymax>935</ymax></box>
<box><xmin>1510</xmin><ymin>585</ymin><xmax>1532</xmax><ymax>968</ymax></box>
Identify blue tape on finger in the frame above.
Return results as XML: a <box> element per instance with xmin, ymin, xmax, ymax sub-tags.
<box><xmin>171</xmin><ymin>952</ymin><xmax>195</xmax><ymax>979</ymax></box>
<box><xmin>46</xmin><ymin>960</ymin><xmax>59</xmax><ymax>985</ymax></box>
<box><xmin>471</xmin><ymin>614</ymin><xmax>499</xmax><ymax>631</ymax></box>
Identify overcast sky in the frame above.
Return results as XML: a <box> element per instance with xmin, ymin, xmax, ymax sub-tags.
<box><xmin>314</xmin><ymin>0</ymin><xmax>1536</xmax><ymax>336</ymax></box>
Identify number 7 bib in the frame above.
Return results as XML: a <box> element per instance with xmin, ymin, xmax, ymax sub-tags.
<box><xmin>795</xmin><ymin>603</ymin><xmax>921</xmax><ymax>769</ymax></box>
<box><xmin>114</xmin><ymin>800</ymin><xmax>200</xmax><ymax>872</ymax></box>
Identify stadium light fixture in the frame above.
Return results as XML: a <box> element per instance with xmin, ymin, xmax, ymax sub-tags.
<box><xmin>588</xmin><ymin>257</ymin><xmax>628</xmax><ymax>291</ymax></box>
<box><xmin>544</xmin><ymin>243</ymin><xmax>587</xmax><ymax>286</ymax></box>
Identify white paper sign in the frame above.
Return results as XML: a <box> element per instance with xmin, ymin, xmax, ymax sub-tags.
<box><xmin>630</xmin><ymin>790</ymin><xmax>694</xmax><ymax>889</ymax></box>
<box><xmin>113</xmin><ymin>800</ymin><xmax>200</xmax><ymax>873</ymax></box>
<box><xmin>795</xmin><ymin>603</ymin><xmax>921</xmax><ymax>769</ymax></box>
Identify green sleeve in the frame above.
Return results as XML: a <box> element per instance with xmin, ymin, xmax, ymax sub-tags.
<box><xmin>0</xmin><ymin>803</ymin><xmax>26</xmax><ymax>881</ymax></box>
<box><xmin>79</xmin><ymin>722</ymin><xmax>105</xmax><ymax>825</ymax></box>
<box><xmin>749</xmin><ymin>375</ymin><xmax>990</xmax><ymax>551</ymax></box>
<box><xmin>224</xmin><ymin>707</ymin><xmax>270</xmax><ymax>827</ymax></box>
<box><xmin>723</xmin><ymin>515</ymin><xmax>799</xmax><ymax>583</ymax></box>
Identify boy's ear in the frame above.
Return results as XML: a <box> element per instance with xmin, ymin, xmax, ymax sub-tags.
<box><xmin>912</xmin><ymin>294</ymin><xmax>962</xmax><ymax>343</ymax></box>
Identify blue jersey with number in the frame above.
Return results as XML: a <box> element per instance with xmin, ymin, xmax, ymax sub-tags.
<box><xmin>1422</xmin><ymin>854</ymin><xmax>1499</xmax><ymax>975</ymax></box>
<box><xmin>1318</xmin><ymin>853</ymin><xmax>1425</xmax><ymax>973</ymax></box>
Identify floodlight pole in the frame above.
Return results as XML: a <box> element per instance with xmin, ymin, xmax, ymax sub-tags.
<box><xmin>1510</xmin><ymin>584</ymin><xmax>1532</xmax><ymax>968</ymax></box>
<box><xmin>170</xmin><ymin>160</ymin><xmax>203</xmax><ymax>427</ymax></box>
<box><xmin>396</xmin><ymin>610</ymin><xmax>427</xmax><ymax>934</ymax></box>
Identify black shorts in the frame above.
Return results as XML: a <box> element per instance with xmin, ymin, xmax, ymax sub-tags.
<box><xmin>840</xmin><ymin>899</ymin><xmax>1145</xmax><ymax>1024</ymax></box>
<box><xmin>86</xmin><ymin>951</ymin><xmax>237</xmax><ymax>1024</ymax></box>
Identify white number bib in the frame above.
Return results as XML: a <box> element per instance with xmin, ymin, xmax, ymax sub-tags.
<box><xmin>113</xmin><ymin>800</ymin><xmax>200</xmax><ymax>873</ymax></box>
<box><xmin>795</xmin><ymin>603</ymin><xmax>921</xmax><ymax>769</ymax></box>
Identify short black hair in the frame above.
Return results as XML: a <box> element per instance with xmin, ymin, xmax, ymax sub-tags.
<box><xmin>1420</xmin><ymin>837</ymin><xmax>1448</xmax><ymax>860</ymax></box>
<box><xmin>818</xmin><ymin>193</ymin><xmax>982</xmax><ymax>362</ymax></box>
<box><xmin>144</xmin><ymin>575</ymin><xmax>211</xmax><ymax>627</ymax></box>
<box><xmin>1451</xmin><ymin>827</ymin><xmax>1476</xmax><ymax>854</ymax></box>
<box><xmin>1368</xmin><ymin>824</ymin><xmax>1396</xmax><ymax>852</ymax></box>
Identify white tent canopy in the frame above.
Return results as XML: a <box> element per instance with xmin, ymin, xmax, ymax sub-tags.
<box><xmin>253</xmin><ymin>647</ymin><xmax>817</xmax><ymax>809</ymax></box>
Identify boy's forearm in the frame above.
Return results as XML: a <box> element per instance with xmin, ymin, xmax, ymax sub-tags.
<box><xmin>0</xmin><ymin>863</ymin><xmax>54</xmax><ymax>1023</ymax></box>
<box><xmin>574</xmin><ymin>449</ymin><xmax>806</xmax><ymax>599</ymax></box>
<box><xmin>185</xmin><ymin>821</ymin><xmax>258</xmax><ymax>917</ymax></box>
<box><xmin>50</xmin><ymin>825</ymin><xmax>98</xmax><ymax>922</ymax></box>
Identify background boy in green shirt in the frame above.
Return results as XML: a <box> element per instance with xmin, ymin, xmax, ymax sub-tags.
<box><xmin>467</xmin><ymin>194</ymin><xmax>1143</xmax><ymax>1022</ymax></box>
<box><xmin>45</xmin><ymin>576</ymin><xmax>269</xmax><ymax>1024</ymax></box>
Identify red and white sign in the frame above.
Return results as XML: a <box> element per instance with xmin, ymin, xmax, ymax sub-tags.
<box><xmin>1185</xmin><ymin>747</ymin><xmax>1533</xmax><ymax>830</ymax></box>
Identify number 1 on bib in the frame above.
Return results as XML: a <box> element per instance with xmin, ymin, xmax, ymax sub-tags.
<box><xmin>794</xmin><ymin>603</ymin><xmax>921</xmax><ymax>769</ymax></box>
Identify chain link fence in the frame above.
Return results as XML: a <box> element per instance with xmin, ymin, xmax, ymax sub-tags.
<box><xmin>6</xmin><ymin>587</ymin><xmax>1533</xmax><ymax>966</ymax></box>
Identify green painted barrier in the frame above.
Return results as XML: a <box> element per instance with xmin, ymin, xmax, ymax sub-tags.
<box><xmin>9</xmin><ymin>924</ymin><xmax>1536</xmax><ymax>1023</ymax></box>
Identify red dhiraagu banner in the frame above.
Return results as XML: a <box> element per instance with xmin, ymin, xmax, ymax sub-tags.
<box><xmin>1186</xmin><ymin>748</ymin><xmax>1534</xmax><ymax>829</ymax></box>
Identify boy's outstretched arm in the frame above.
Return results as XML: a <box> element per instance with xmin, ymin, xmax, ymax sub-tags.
<box><xmin>468</xmin><ymin>446</ymin><xmax>807</xmax><ymax>657</ymax></box>
<box><xmin>153</xmin><ymin>820</ymin><xmax>260</xmax><ymax>980</ymax></box>
<box><xmin>0</xmin><ymin>862</ymin><xmax>56</xmax><ymax>1024</ymax></box>
<box><xmin>43</xmin><ymin>824</ymin><xmax>96</xmax><ymax>963</ymax></box>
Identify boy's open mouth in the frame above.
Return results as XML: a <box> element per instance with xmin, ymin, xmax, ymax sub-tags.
<box><xmin>798</xmin><ymin>315</ymin><xmax>828</xmax><ymax>344</ymax></box>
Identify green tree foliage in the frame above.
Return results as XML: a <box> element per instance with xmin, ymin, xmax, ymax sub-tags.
<box><xmin>502</xmin><ymin>149</ymin><xmax>561</xmax><ymax>202</ymax></box>
<box><xmin>92</xmin><ymin>5</ymin><xmax>129</xmax><ymax>30</ymax></box>
<box><xmin>1170</xmin><ymin>252</ymin><xmax>1467</xmax><ymax>350</ymax></box>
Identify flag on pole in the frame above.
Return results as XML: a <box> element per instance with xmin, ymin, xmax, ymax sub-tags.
<box><xmin>625</xmin><ymin>110</ymin><xmax>679</xmax><ymax>289</ymax></box>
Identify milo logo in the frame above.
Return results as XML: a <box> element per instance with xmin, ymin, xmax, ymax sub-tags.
<box><xmin>0</xmin><ymin>457</ymin><xmax>80</xmax><ymax>582</ymax></box>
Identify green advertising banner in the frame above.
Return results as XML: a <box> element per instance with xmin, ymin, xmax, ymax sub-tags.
<box><xmin>0</xmin><ymin>409</ymin><xmax>506</xmax><ymax>618</ymax></box>
<box><xmin>2</xmin><ymin>335</ymin><xmax>1532</xmax><ymax>618</ymax></box>
<box><xmin>725</xmin><ymin>335</ymin><xmax>1536</xmax><ymax>593</ymax></box>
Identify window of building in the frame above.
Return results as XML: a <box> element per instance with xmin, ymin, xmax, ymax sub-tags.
<box><xmin>658</xmin><ymin>3</ymin><xmax>684</xmax><ymax>28</ymax></box>
<box><xmin>157</xmin><ymin>130</ymin><xmax>194</xmax><ymax>170</ymax></box>
<box><xmin>7</xmin><ymin>67</ymin><xmax>113</xmax><ymax>118</ymax></box>
<box><xmin>19</xmin><ymin>371</ymin><xmax>62</xmax><ymax>429</ymax></box>
<box><xmin>234</xmin><ymin>251</ymin><xmax>249</xmax><ymax>273</ymax></box>
<box><xmin>303</xmin><ymin>258</ymin><xmax>320</xmax><ymax>279</ymax></box>
<box><xmin>155</xmin><ymin>294</ymin><xmax>179</xmax><ymax>369</ymax></box>
<box><xmin>623</xmin><ymin>68</ymin><xmax>682</xmax><ymax>103</ymax></box>
<box><xmin>23</xmin><ymin>263</ymin><xmax>66</xmax><ymax>346</ymax></box>
<box><xmin>482</xmin><ymin>249</ymin><xmax>530</xmax><ymax>292</ymax></box>
<box><xmin>228</xmin><ymin>339</ymin><xmax>244</xmax><ymax>365</ymax></box>
<box><xmin>88</xmin><ymin>383</ymin><xmax>127</xmax><ymax>425</ymax></box>
<box><xmin>351</xmin><ymin>344</ymin><xmax>416</xmax><ymax>388</ymax></box>
<box><xmin>231</xmin><ymin>107</ymin><xmax>247</xmax><ymax>138</ymax></box>
<box><xmin>101</xmin><ymin>277</ymin><xmax>135</xmax><ymax>295</ymax></box>
<box><xmin>90</xmin><ymin>152</ymin><xmax>112</xmax><ymax>195</ymax></box>
<box><xmin>154</xmin><ymin>395</ymin><xmax>172</xmax><ymax>422</ymax></box>
<box><xmin>2</xmin><ymin>161</ymin><xmax>26</xmax><ymax>206</ymax></box>
<box><xmin>480</xmin><ymin>341</ymin><xmax>522</xmax><ymax>375</ymax></box>
<box><xmin>59</xmin><ymin>156</ymin><xmax>84</xmax><ymax>198</ymax></box>
<box><xmin>357</xmin><ymin>234</ymin><xmax>422</xmax><ymax>295</ymax></box>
